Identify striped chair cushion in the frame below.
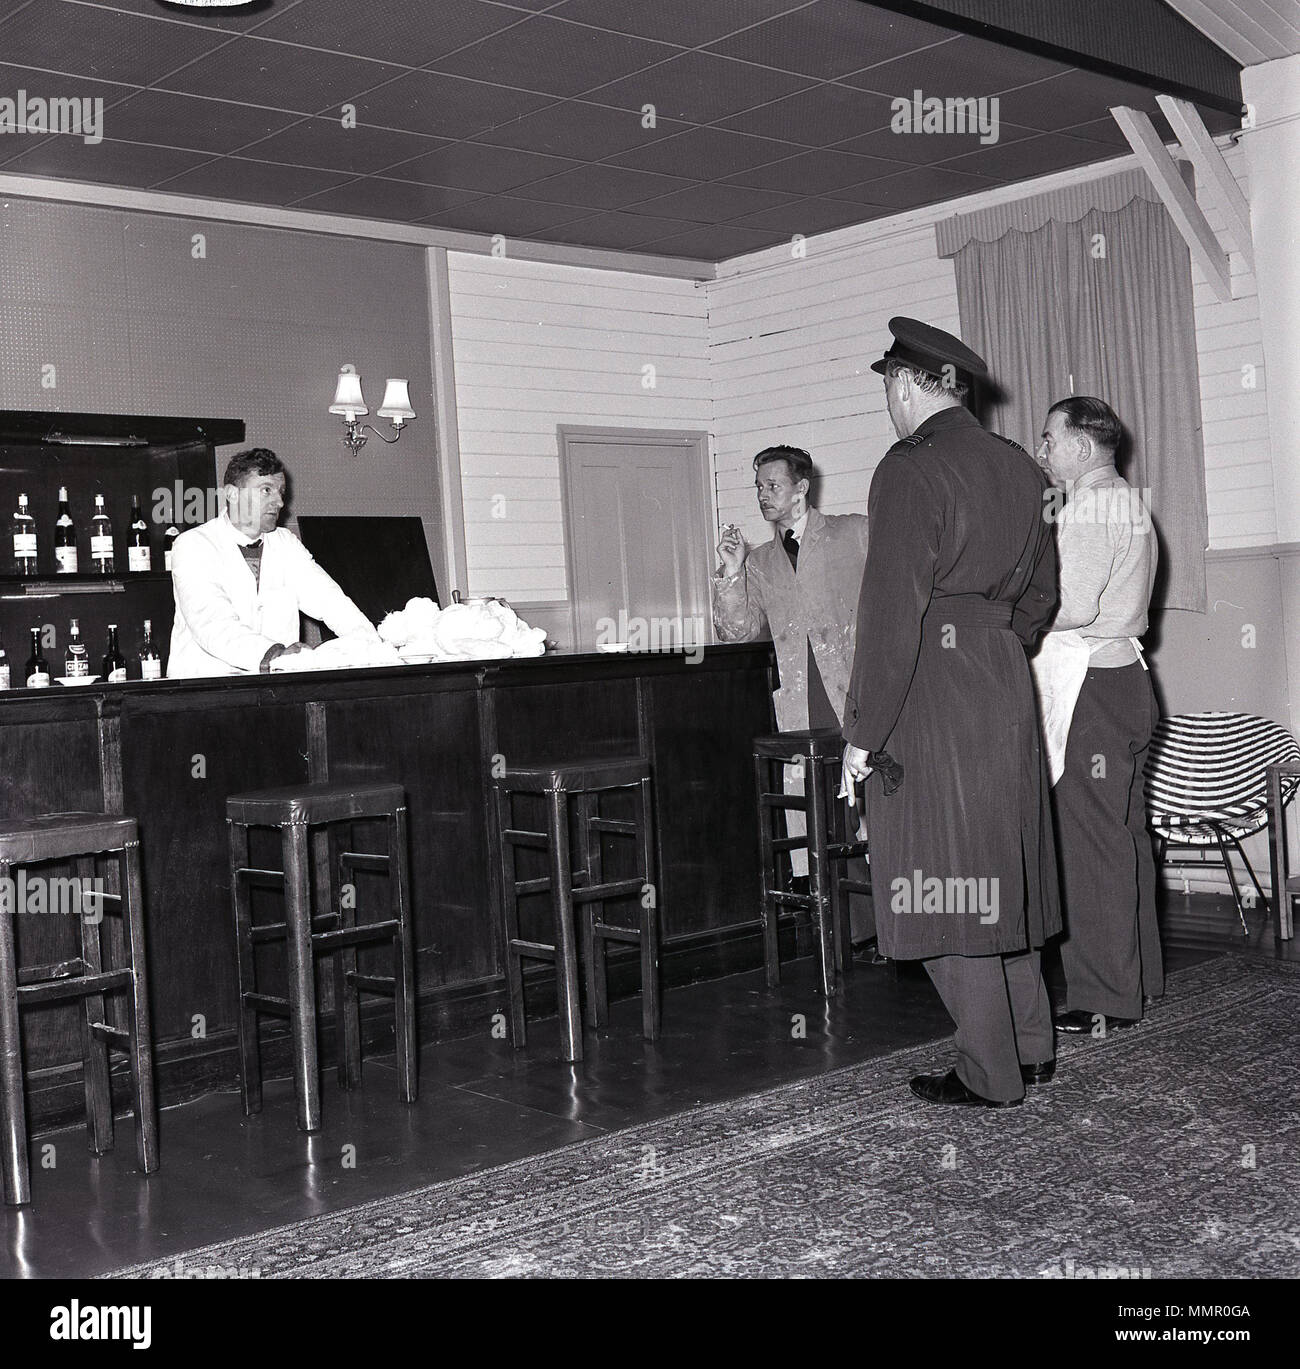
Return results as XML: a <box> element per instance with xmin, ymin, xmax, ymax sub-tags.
<box><xmin>1144</xmin><ymin>712</ymin><xmax>1300</xmax><ymax>844</ymax></box>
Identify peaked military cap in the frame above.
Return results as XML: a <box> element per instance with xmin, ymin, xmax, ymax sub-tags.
<box><xmin>871</xmin><ymin>316</ymin><xmax>988</xmax><ymax>382</ymax></box>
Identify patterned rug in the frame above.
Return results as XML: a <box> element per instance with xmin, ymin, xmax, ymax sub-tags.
<box><xmin>109</xmin><ymin>956</ymin><xmax>1300</xmax><ymax>1279</ymax></box>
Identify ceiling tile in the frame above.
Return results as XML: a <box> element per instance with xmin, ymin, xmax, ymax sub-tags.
<box><xmin>831</xmin><ymin>119</ymin><xmax>1039</xmax><ymax>164</ymax></box>
<box><xmin>549</xmin><ymin>0</ymin><xmax>813</xmax><ymax>47</ymax></box>
<box><xmin>707</xmin><ymin>0</ymin><xmax>955</xmax><ymax>80</ymax></box>
<box><xmin>516</xmin><ymin>163</ymin><xmax>697</xmax><ymax>210</ymax></box>
<box><xmin>719</xmin><ymin>83</ymin><xmax>897</xmax><ymax>145</ymax></box>
<box><xmin>346</xmin><ymin>69</ymin><xmax>554</xmax><ymax>138</ymax></box>
<box><xmin>0</xmin><ymin>3</ymin><xmax>234</xmax><ymax>85</ymax></box>
<box><xmin>234</xmin><ymin>117</ymin><xmax>448</xmax><ymax>174</ymax></box>
<box><xmin>940</xmin><ymin>130</ymin><xmax>1123</xmax><ymax>180</ymax></box>
<box><xmin>1</xmin><ymin>133</ymin><xmax>212</xmax><ymax>187</ymax></box>
<box><xmin>469</xmin><ymin>99</ymin><xmax>690</xmax><ymax>160</ymax></box>
<box><xmin>636</xmin><ymin>223</ymin><xmax>787</xmax><ymax>259</ymax></box>
<box><xmin>430</xmin><ymin>15</ymin><xmax>677</xmax><ymax>98</ymax></box>
<box><xmin>828</xmin><ymin>163</ymin><xmax>998</xmax><ymax>208</ymax></box>
<box><xmin>384</xmin><ymin>142</ymin><xmax>581</xmax><ymax>193</ymax></box>
<box><xmin>526</xmin><ymin>210</ymin><xmax>704</xmax><ymax>249</ymax></box>
<box><xmin>0</xmin><ymin>62</ymin><xmax>137</xmax><ymax>129</ymax></box>
<box><xmin>1003</xmin><ymin>69</ymin><xmax>1167</xmax><ymax>134</ymax></box>
<box><xmin>608</xmin><ymin>126</ymin><xmax>801</xmax><ymax>178</ymax></box>
<box><xmin>722</xmin><ymin>148</ymin><xmax>911</xmax><ymax>194</ymax></box>
<box><xmin>253</xmin><ymin>0</ymin><xmax>527</xmax><ymax>66</ymax></box>
<box><xmin>74</xmin><ymin>0</ymin><xmax>302</xmax><ymax>34</ymax></box>
<box><xmin>289</xmin><ymin>175</ymin><xmax>484</xmax><ymax>219</ymax></box>
<box><xmin>157</xmin><ymin>35</ymin><xmax>401</xmax><ymax>114</ymax></box>
<box><xmin>845</xmin><ymin>32</ymin><xmax>1070</xmax><ymax>97</ymax></box>
<box><xmin>99</xmin><ymin>90</ymin><xmax>301</xmax><ymax>155</ymax></box>
<box><xmin>586</xmin><ymin>50</ymin><xmax>812</xmax><ymax>124</ymax></box>
<box><xmin>421</xmin><ymin>195</ymin><xmax>590</xmax><ymax>236</ymax></box>
<box><xmin>1068</xmin><ymin>115</ymin><xmax>1138</xmax><ymax>148</ymax></box>
<box><xmin>729</xmin><ymin>195</ymin><xmax>874</xmax><ymax>234</ymax></box>
<box><xmin>629</xmin><ymin>181</ymin><xmax>799</xmax><ymax>222</ymax></box>
<box><xmin>152</xmin><ymin>156</ymin><xmax>356</xmax><ymax>205</ymax></box>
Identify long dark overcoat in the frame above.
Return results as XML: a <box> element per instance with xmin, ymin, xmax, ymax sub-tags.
<box><xmin>843</xmin><ymin>405</ymin><xmax>1061</xmax><ymax>959</ymax></box>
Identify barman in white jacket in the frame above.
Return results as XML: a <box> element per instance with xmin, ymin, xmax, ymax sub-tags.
<box><xmin>168</xmin><ymin>447</ymin><xmax>378</xmax><ymax>677</ymax></box>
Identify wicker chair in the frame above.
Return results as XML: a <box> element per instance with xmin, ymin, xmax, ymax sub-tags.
<box><xmin>1145</xmin><ymin>712</ymin><xmax>1300</xmax><ymax>934</ymax></box>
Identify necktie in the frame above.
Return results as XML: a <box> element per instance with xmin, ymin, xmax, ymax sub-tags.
<box><xmin>783</xmin><ymin>528</ymin><xmax>799</xmax><ymax>571</ymax></box>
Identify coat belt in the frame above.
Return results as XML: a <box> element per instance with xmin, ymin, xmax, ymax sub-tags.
<box><xmin>925</xmin><ymin>595</ymin><xmax>1013</xmax><ymax>630</ymax></box>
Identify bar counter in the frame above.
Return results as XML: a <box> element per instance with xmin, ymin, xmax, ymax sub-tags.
<box><xmin>2</xmin><ymin>643</ymin><xmax>777</xmax><ymax>1127</ymax></box>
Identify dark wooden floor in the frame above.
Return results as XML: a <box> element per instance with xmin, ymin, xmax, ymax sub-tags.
<box><xmin>2</xmin><ymin>892</ymin><xmax>1292</xmax><ymax>1278</ymax></box>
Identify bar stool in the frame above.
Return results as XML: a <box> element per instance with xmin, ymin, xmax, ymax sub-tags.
<box><xmin>754</xmin><ymin>729</ymin><xmax>870</xmax><ymax>996</ymax></box>
<box><xmin>0</xmin><ymin>812</ymin><xmax>158</xmax><ymax>1206</ymax></box>
<box><xmin>226</xmin><ymin>782</ymin><xmax>416</xmax><ymax>1133</ymax></box>
<box><xmin>493</xmin><ymin>757</ymin><xmax>660</xmax><ymax>1063</ymax></box>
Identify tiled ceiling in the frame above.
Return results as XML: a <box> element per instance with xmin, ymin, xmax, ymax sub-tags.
<box><xmin>0</xmin><ymin>0</ymin><xmax>1243</xmax><ymax>264</ymax></box>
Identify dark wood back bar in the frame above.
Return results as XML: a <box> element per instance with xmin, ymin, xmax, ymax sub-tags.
<box><xmin>2</xmin><ymin>644</ymin><xmax>777</xmax><ymax>1128</ymax></box>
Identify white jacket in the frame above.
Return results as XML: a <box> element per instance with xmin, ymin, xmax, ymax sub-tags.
<box><xmin>168</xmin><ymin>514</ymin><xmax>375</xmax><ymax>678</ymax></box>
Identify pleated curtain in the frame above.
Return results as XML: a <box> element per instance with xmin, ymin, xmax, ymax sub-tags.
<box><xmin>936</xmin><ymin>171</ymin><xmax>1209</xmax><ymax>612</ymax></box>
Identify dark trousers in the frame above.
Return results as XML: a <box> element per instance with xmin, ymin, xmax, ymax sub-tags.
<box><xmin>1055</xmin><ymin>662</ymin><xmax>1163</xmax><ymax>1019</ymax></box>
<box><xmin>924</xmin><ymin>950</ymin><xmax>1054</xmax><ymax>1102</ymax></box>
<box><xmin>807</xmin><ymin>644</ymin><xmax>874</xmax><ymax>942</ymax></box>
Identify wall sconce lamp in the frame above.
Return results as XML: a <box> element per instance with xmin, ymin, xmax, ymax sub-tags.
<box><xmin>329</xmin><ymin>368</ymin><xmax>415</xmax><ymax>457</ymax></box>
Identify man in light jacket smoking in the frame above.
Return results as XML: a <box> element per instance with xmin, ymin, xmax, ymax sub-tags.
<box><xmin>168</xmin><ymin>447</ymin><xmax>378</xmax><ymax>678</ymax></box>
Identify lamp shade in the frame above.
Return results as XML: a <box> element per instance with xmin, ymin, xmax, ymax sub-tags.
<box><xmin>377</xmin><ymin>379</ymin><xmax>415</xmax><ymax>421</ymax></box>
<box><xmin>329</xmin><ymin>371</ymin><xmax>367</xmax><ymax>418</ymax></box>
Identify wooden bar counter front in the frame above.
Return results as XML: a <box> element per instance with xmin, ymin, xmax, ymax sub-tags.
<box><xmin>3</xmin><ymin>643</ymin><xmax>776</xmax><ymax>1129</ymax></box>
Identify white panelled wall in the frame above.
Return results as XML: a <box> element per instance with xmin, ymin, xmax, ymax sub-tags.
<box><xmin>446</xmin><ymin>254</ymin><xmax>710</xmax><ymax>607</ymax></box>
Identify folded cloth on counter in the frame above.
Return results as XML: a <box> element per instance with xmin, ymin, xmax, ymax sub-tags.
<box><xmin>269</xmin><ymin>631</ymin><xmax>403</xmax><ymax>672</ymax></box>
<box><xmin>378</xmin><ymin>596</ymin><xmax>547</xmax><ymax>662</ymax></box>
<box><xmin>1030</xmin><ymin>629</ymin><xmax>1092</xmax><ymax>786</ymax></box>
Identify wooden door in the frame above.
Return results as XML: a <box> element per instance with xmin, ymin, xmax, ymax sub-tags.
<box><xmin>559</xmin><ymin>426</ymin><xmax>712</xmax><ymax>652</ymax></box>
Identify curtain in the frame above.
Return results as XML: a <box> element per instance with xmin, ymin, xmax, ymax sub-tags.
<box><xmin>938</xmin><ymin>175</ymin><xmax>1209</xmax><ymax>612</ymax></box>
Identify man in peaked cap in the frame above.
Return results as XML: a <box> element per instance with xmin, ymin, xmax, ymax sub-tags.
<box><xmin>842</xmin><ymin>317</ymin><xmax>1063</xmax><ymax>1107</ymax></box>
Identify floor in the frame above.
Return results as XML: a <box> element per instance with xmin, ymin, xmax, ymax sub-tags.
<box><xmin>2</xmin><ymin>891</ymin><xmax>1292</xmax><ymax>1278</ymax></box>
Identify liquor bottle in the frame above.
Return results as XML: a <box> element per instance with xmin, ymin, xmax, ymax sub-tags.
<box><xmin>54</xmin><ymin>487</ymin><xmax>78</xmax><ymax>574</ymax></box>
<box><xmin>0</xmin><ymin>631</ymin><xmax>9</xmax><ymax>690</ymax></box>
<box><xmin>102</xmin><ymin>624</ymin><xmax>127</xmax><ymax>683</ymax></box>
<box><xmin>163</xmin><ymin>520</ymin><xmax>180</xmax><ymax>572</ymax></box>
<box><xmin>128</xmin><ymin>495</ymin><xmax>151</xmax><ymax>572</ymax></box>
<box><xmin>90</xmin><ymin>495</ymin><xmax>115</xmax><ymax>574</ymax></box>
<box><xmin>25</xmin><ymin>627</ymin><xmax>50</xmax><ymax>688</ymax></box>
<box><xmin>12</xmin><ymin>493</ymin><xmax>38</xmax><ymax>575</ymax></box>
<box><xmin>139</xmin><ymin>619</ymin><xmax>162</xmax><ymax>681</ymax></box>
<box><xmin>64</xmin><ymin>618</ymin><xmax>89</xmax><ymax>678</ymax></box>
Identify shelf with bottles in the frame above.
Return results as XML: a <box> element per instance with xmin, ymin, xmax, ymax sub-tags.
<box><xmin>2</xmin><ymin>615</ymin><xmax>165</xmax><ymax>690</ymax></box>
<box><xmin>10</xmin><ymin>486</ymin><xmax>180</xmax><ymax>582</ymax></box>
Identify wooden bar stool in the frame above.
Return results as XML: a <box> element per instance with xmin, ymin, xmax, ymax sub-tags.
<box><xmin>226</xmin><ymin>781</ymin><xmax>416</xmax><ymax>1133</ymax></box>
<box><xmin>493</xmin><ymin>757</ymin><xmax>660</xmax><ymax>1063</ymax></box>
<box><xmin>0</xmin><ymin>812</ymin><xmax>158</xmax><ymax>1206</ymax></box>
<box><xmin>754</xmin><ymin>729</ymin><xmax>870</xmax><ymax>996</ymax></box>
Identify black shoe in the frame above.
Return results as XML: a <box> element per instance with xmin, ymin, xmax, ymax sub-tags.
<box><xmin>909</xmin><ymin>1068</ymin><xmax>1023</xmax><ymax>1109</ymax></box>
<box><xmin>1053</xmin><ymin>1009</ymin><xmax>1138</xmax><ymax>1035</ymax></box>
<box><xmin>851</xmin><ymin>937</ymin><xmax>888</xmax><ymax>965</ymax></box>
<box><xmin>1020</xmin><ymin>1060</ymin><xmax>1055</xmax><ymax>1085</ymax></box>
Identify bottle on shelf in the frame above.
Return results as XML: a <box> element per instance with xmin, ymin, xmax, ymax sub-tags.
<box><xmin>64</xmin><ymin>618</ymin><xmax>89</xmax><ymax>679</ymax></box>
<box><xmin>25</xmin><ymin>627</ymin><xmax>50</xmax><ymax>688</ymax></box>
<box><xmin>139</xmin><ymin>619</ymin><xmax>162</xmax><ymax>681</ymax></box>
<box><xmin>163</xmin><ymin>520</ymin><xmax>180</xmax><ymax>572</ymax></box>
<box><xmin>12</xmin><ymin>493</ymin><xmax>38</xmax><ymax>576</ymax></box>
<box><xmin>90</xmin><ymin>495</ymin><xmax>115</xmax><ymax>574</ymax></box>
<box><xmin>102</xmin><ymin>624</ymin><xmax>127</xmax><ymax>683</ymax></box>
<box><xmin>55</xmin><ymin>487</ymin><xmax>78</xmax><ymax>574</ymax></box>
<box><xmin>0</xmin><ymin>631</ymin><xmax>9</xmax><ymax>690</ymax></box>
<box><xmin>128</xmin><ymin>495</ymin><xmax>151</xmax><ymax>572</ymax></box>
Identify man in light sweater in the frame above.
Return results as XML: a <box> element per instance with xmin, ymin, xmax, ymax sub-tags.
<box><xmin>1036</xmin><ymin>396</ymin><xmax>1163</xmax><ymax>1033</ymax></box>
<box><xmin>169</xmin><ymin>447</ymin><xmax>378</xmax><ymax>677</ymax></box>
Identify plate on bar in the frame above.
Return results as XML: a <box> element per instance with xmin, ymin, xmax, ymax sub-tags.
<box><xmin>56</xmin><ymin>676</ymin><xmax>101</xmax><ymax>686</ymax></box>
